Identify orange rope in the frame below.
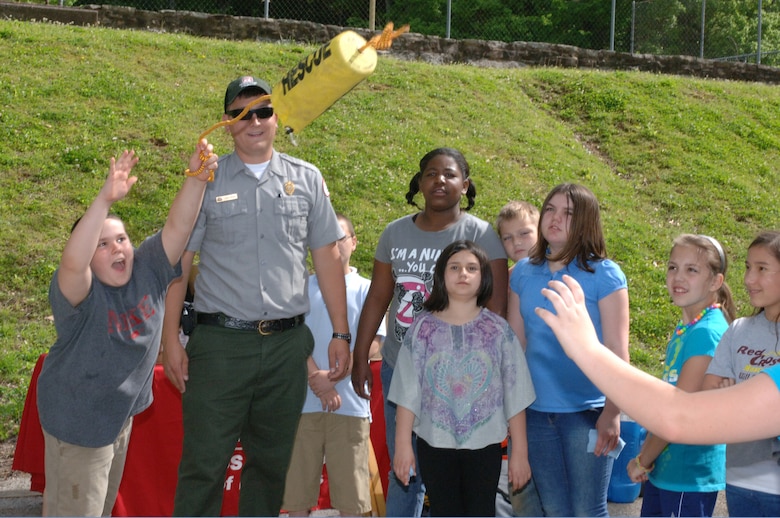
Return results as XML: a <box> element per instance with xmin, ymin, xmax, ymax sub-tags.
<box><xmin>184</xmin><ymin>94</ymin><xmax>272</xmax><ymax>181</ymax></box>
<box><xmin>360</xmin><ymin>22</ymin><xmax>410</xmax><ymax>52</ymax></box>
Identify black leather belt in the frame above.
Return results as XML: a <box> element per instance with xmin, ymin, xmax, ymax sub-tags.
<box><xmin>196</xmin><ymin>312</ymin><xmax>305</xmax><ymax>335</ymax></box>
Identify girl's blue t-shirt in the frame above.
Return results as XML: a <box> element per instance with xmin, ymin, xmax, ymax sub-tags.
<box><xmin>510</xmin><ymin>257</ymin><xmax>627</xmax><ymax>412</ymax></box>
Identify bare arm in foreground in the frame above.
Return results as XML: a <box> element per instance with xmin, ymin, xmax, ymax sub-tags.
<box><xmin>535</xmin><ymin>274</ymin><xmax>780</xmax><ymax>445</ymax></box>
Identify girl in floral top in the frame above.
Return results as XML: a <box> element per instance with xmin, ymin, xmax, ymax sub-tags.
<box><xmin>389</xmin><ymin>240</ymin><xmax>535</xmax><ymax>516</ymax></box>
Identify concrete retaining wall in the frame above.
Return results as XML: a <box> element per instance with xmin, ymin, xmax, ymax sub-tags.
<box><xmin>2</xmin><ymin>1</ymin><xmax>780</xmax><ymax>84</ymax></box>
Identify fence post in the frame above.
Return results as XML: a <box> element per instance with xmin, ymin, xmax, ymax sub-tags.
<box><xmin>758</xmin><ymin>0</ymin><xmax>763</xmax><ymax>64</ymax></box>
<box><xmin>446</xmin><ymin>0</ymin><xmax>451</xmax><ymax>38</ymax></box>
<box><xmin>369</xmin><ymin>0</ymin><xmax>375</xmax><ymax>30</ymax></box>
<box><xmin>610</xmin><ymin>0</ymin><xmax>616</xmax><ymax>50</ymax></box>
<box><xmin>630</xmin><ymin>0</ymin><xmax>636</xmax><ymax>54</ymax></box>
<box><xmin>699</xmin><ymin>0</ymin><xmax>705</xmax><ymax>59</ymax></box>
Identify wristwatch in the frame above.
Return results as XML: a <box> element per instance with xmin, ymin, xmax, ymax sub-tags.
<box><xmin>332</xmin><ymin>332</ymin><xmax>352</xmax><ymax>344</ymax></box>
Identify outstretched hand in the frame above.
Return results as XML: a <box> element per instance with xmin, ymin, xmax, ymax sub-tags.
<box><xmin>99</xmin><ymin>150</ymin><xmax>139</xmax><ymax>203</ymax></box>
<box><xmin>535</xmin><ymin>275</ymin><xmax>601</xmax><ymax>361</ymax></box>
<box><xmin>188</xmin><ymin>139</ymin><xmax>218</xmax><ymax>182</ymax></box>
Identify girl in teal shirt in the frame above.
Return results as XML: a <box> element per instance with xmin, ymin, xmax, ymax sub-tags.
<box><xmin>628</xmin><ymin>234</ymin><xmax>736</xmax><ymax>517</ymax></box>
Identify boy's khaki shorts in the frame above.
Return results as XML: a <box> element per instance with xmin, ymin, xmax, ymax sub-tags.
<box><xmin>283</xmin><ymin>412</ymin><xmax>371</xmax><ymax>515</ymax></box>
<box><xmin>42</xmin><ymin>418</ymin><xmax>132</xmax><ymax>517</ymax></box>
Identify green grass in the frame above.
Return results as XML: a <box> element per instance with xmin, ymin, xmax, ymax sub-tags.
<box><xmin>1</xmin><ymin>19</ymin><xmax>779</xmax><ymax>439</ymax></box>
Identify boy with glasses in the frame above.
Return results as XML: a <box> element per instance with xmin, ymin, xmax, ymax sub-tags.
<box><xmin>283</xmin><ymin>213</ymin><xmax>386</xmax><ymax>517</ymax></box>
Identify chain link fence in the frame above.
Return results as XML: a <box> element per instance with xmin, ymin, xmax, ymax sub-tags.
<box><xmin>630</xmin><ymin>0</ymin><xmax>778</xmax><ymax>65</ymax></box>
<box><xmin>38</xmin><ymin>0</ymin><xmax>780</xmax><ymax>66</ymax></box>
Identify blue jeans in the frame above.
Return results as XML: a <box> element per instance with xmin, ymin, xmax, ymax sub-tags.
<box><xmin>526</xmin><ymin>408</ymin><xmax>613</xmax><ymax>517</ymax></box>
<box><xmin>726</xmin><ymin>483</ymin><xmax>780</xmax><ymax>517</ymax></box>
<box><xmin>381</xmin><ymin>360</ymin><xmax>426</xmax><ymax>517</ymax></box>
<box><xmin>640</xmin><ymin>479</ymin><xmax>718</xmax><ymax>517</ymax></box>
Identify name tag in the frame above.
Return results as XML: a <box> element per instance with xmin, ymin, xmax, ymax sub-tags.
<box><xmin>216</xmin><ymin>193</ymin><xmax>238</xmax><ymax>203</ymax></box>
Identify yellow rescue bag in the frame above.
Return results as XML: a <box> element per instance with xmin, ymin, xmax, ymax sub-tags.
<box><xmin>271</xmin><ymin>30</ymin><xmax>377</xmax><ymax>135</ymax></box>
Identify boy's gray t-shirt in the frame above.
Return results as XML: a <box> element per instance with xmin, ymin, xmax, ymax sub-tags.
<box><xmin>375</xmin><ymin>213</ymin><xmax>506</xmax><ymax>368</ymax></box>
<box><xmin>37</xmin><ymin>232</ymin><xmax>180</xmax><ymax>448</ymax></box>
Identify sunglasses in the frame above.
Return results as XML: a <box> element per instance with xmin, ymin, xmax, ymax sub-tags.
<box><xmin>225</xmin><ymin>106</ymin><xmax>274</xmax><ymax>120</ymax></box>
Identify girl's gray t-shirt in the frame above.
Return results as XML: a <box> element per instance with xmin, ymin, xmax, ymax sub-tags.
<box><xmin>706</xmin><ymin>314</ymin><xmax>780</xmax><ymax>470</ymax></box>
<box><xmin>375</xmin><ymin>213</ymin><xmax>506</xmax><ymax>368</ymax></box>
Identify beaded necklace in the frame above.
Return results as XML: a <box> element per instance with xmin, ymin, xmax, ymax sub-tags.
<box><xmin>674</xmin><ymin>303</ymin><xmax>721</xmax><ymax>336</ymax></box>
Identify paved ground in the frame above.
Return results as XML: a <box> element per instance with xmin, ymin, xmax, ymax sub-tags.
<box><xmin>0</xmin><ymin>438</ymin><xmax>728</xmax><ymax>517</ymax></box>
<box><xmin>0</xmin><ymin>438</ymin><xmax>40</xmax><ymax>517</ymax></box>
<box><xmin>0</xmin><ymin>472</ymin><xmax>40</xmax><ymax>516</ymax></box>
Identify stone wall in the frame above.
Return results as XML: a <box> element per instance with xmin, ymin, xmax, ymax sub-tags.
<box><xmin>3</xmin><ymin>1</ymin><xmax>780</xmax><ymax>84</ymax></box>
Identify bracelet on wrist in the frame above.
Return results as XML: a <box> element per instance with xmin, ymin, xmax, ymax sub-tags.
<box><xmin>332</xmin><ymin>332</ymin><xmax>352</xmax><ymax>344</ymax></box>
<box><xmin>635</xmin><ymin>454</ymin><xmax>654</xmax><ymax>473</ymax></box>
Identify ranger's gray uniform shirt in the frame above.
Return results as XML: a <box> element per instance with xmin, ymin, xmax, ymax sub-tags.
<box><xmin>187</xmin><ymin>151</ymin><xmax>343</xmax><ymax>321</ymax></box>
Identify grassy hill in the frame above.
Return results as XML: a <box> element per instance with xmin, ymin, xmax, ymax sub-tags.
<box><xmin>1</xmin><ymin>19</ymin><xmax>779</xmax><ymax>439</ymax></box>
